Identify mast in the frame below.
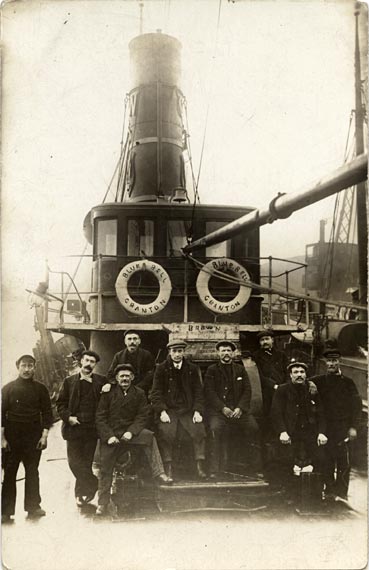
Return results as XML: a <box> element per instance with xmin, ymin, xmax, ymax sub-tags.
<box><xmin>354</xmin><ymin>2</ymin><xmax>368</xmax><ymax>305</ymax></box>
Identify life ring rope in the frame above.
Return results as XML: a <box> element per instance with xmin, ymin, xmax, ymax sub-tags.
<box><xmin>115</xmin><ymin>260</ymin><xmax>172</xmax><ymax>315</ymax></box>
<box><xmin>196</xmin><ymin>257</ymin><xmax>251</xmax><ymax>314</ymax></box>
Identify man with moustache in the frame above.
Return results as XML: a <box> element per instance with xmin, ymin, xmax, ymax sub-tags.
<box><xmin>1</xmin><ymin>354</ymin><xmax>53</xmax><ymax>522</ymax></box>
<box><xmin>310</xmin><ymin>341</ymin><xmax>362</xmax><ymax>500</ymax></box>
<box><xmin>57</xmin><ymin>350</ymin><xmax>107</xmax><ymax>507</ymax></box>
<box><xmin>150</xmin><ymin>340</ymin><xmax>207</xmax><ymax>480</ymax></box>
<box><xmin>107</xmin><ymin>330</ymin><xmax>155</xmax><ymax>395</ymax></box>
<box><xmin>253</xmin><ymin>330</ymin><xmax>289</xmax><ymax>418</ymax></box>
<box><xmin>95</xmin><ymin>364</ymin><xmax>172</xmax><ymax>516</ymax></box>
<box><xmin>204</xmin><ymin>341</ymin><xmax>261</xmax><ymax>478</ymax></box>
<box><xmin>271</xmin><ymin>359</ymin><xmax>327</xmax><ymax>477</ymax></box>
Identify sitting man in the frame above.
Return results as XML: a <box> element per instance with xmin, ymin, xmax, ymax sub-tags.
<box><xmin>204</xmin><ymin>340</ymin><xmax>262</xmax><ymax>478</ymax></box>
<box><xmin>95</xmin><ymin>364</ymin><xmax>171</xmax><ymax>516</ymax></box>
<box><xmin>271</xmin><ymin>359</ymin><xmax>327</xmax><ymax>479</ymax></box>
<box><xmin>150</xmin><ymin>340</ymin><xmax>207</xmax><ymax>480</ymax></box>
<box><xmin>107</xmin><ymin>330</ymin><xmax>155</xmax><ymax>395</ymax></box>
<box><xmin>310</xmin><ymin>341</ymin><xmax>362</xmax><ymax>500</ymax></box>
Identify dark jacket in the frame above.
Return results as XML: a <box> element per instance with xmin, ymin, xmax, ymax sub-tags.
<box><xmin>310</xmin><ymin>373</ymin><xmax>362</xmax><ymax>430</ymax></box>
<box><xmin>56</xmin><ymin>372</ymin><xmax>107</xmax><ymax>440</ymax></box>
<box><xmin>150</xmin><ymin>357</ymin><xmax>204</xmax><ymax>414</ymax></box>
<box><xmin>96</xmin><ymin>385</ymin><xmax>150</xmax><ymax>443</ymax></box>
<box><xmin>204</xmin><ymin>361</ymin><xmax>251</xmax><ymax>414</ymax></box>
<box><xmin>271</xmin><ymin>382</ymin><xmax>326</xmax><ymax>437</ymax></box>
<box><xmin>253</xmin><ymin>348</ymin><xmax>289</xmax><ymax>391</ymax></box>
<box><xmin>2</xmin><ymin>377</ymin><xmax>53</xmax><ymax>429</ymax></box>
<box><xmin>107</xmin><ymin>347</ymin><xmax>155</xmax><ymax>393</ymax></box>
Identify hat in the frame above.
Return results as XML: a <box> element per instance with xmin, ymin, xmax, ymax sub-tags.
<box><xmin>16</xmin><ymin>354</ymin><xmax>36</xmax><ymax>367</ymax></box>
<box><xmin>124</xmin><ymin>329</ymin><xmax>140</xmax><ymax>338</ymax></box>
<box><xmin>323</xmin><ymin>339</ymin><xmax>341</xmax><ymax>358</ymax></box>
<box><xmin>215</xmin><ymin>340</ymin><xmax>237</xmax><ymax>351</ymax></box>
<box><xmin>287</xmin><ymin>358</ymin><xmax>308</xmax><ymax>371</ymax></box>
<box><xmin>114</xmin><ymin>363</ymin><xmax>135</xmax><ymax>375</ymax></box>
<box><xmin>257</xmin><ymin>330</ymin><xmax>274</xmax><ymax>341</ymax></box>
<box><xmin>241</xmin><ymin>350</ymin><xmax>252</xmax><ymax>358</ymax></box>
<box><xmin>167</xmin><ymin>339</ymin><xmax>187</xmax><ymax>350</ymax></box>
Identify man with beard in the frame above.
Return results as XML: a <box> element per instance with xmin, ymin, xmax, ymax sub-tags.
<box><xmin>95</xmin><ymin>364</ymin><xmax>172</xmax><ymax>516</ymax></box>
<box><xmin>253</xmin><ymin>330</ymin><xmax>289</xmax><ymax>419</ymax></box>
<box><xmin>107</xmin><ymin>330</ymin><xmax>155</xmax><ymax>395</ymax></box>
<box><xmin>310</xmin><ymin>342</ymin><xmax>362</xmax><ymax>500</ymax></box>
<box><xmin>57</xmin><ymin>350</ymin><xmax>107</xmax><ymax>507</ymax></box>
<box><xmin>204</xmin><ymin>341</ymin><xmax>261</xmax><ymax>478</ymax></box>
<box><xmin>1</xmin><ymin>355</ymin><xmax>53</xmax><ymax>522</ymax></box>
<box><xmin>271</xmin><ymin>360</ymin><xmax>327</xmax><ymax>477</ymax></box>
<box><xmin>150</xmin><ymin>340</ymin><xmax>207</xmax><ymax>480</ymax></box>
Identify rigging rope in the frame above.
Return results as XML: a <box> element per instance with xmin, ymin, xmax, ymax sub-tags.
<box><xmin>195</xmin><ymin>0</ymin><xmax>223</xmax><ymax>192</ymax></box>
<box><xmin>183</xmin><ymin>253</ymin><xmax>364</xmax><ymax>310</ymax></box>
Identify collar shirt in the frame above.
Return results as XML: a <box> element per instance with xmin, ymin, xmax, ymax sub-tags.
<box><xmin>173</xmin><ymin>361</ymin><xmax>183</xmax><ymax>370</ymax></box>
<box><xmin>80</xmin><ymin>372</ymin><xmax>93</xmax><ymax>383</ymax></box>
<box><xmin>119</xmin><ymin>386</ymin><xmax>131</xmax><ymax>397</ymax></box>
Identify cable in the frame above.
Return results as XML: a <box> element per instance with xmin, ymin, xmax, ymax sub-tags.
<box><xmin>195</xmin><ymin>0</ymin><xmax>223</xmax><ymax>192</ymax></box>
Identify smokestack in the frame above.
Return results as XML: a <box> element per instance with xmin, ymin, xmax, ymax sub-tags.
<box><xmin>123</xmin><ymin>32</ymin><xmax>188</xmax><ymax>203</ymax></box>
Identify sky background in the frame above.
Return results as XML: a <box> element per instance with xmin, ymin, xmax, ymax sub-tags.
<box><xmin>2</xmin><ymin>0</ymin><xmax>367</xmax><ymax>379</ymax></box>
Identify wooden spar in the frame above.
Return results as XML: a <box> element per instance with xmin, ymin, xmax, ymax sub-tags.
<box><xmin>182</xmin><ymin>153</ymin><xmax>368</xmax><ymax>254</ymax></box>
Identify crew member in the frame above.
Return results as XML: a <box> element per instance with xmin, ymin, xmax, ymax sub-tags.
<box><xmin>310</xmin><ymin>341</ymin><xmax>362</xmax><ymax>500</ymax></box>
<box><xmin>95</xmin><ymin>364</ymin><xmax>172</xmax><ymax>516</ymax></box>
<box><xmin>253</xmin><ymin>330</ymin><xmax>289</xmax><ymax>418</ymax></box>
<box><xmin>204</xmin><ymin>341</ymin><xmax>261</xmax><ymax>478</ymax></box>
<box><xmin>56</xmin><ymin>350</ymin><xmax>107</xmax><ymax>507</ymax></box>
<box><xmin>1</xmin><ymin>354</ymin><xmax>53</xmax><ymax>522</ymax></box>
<box><xmin>150</xmin><ymin>340</ymin><xmax>207</xmax><ymax>480</ymax></box>
<box><xmin>107</xmin><ymin>330</ymin><xmax>155</xmax><ymax>394</ymax></box>
<box><xmin>271</xmin><ymin>359</ymin><xmax>327</xmax><ymax>478</ymax></box>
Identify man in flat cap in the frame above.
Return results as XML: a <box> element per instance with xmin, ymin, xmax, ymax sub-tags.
<box><xmin>271</xmin><ymin>359</ymin><xmax>327</xmax><ymax>478</ymax></box>
<box><xmin>107</xmin><ymin>330</ymin><xmax>155</xmax><ymax>395</ymax></box>
<box><xmin>150</xmin><ymin>340</ymin><xmax>207</xmax><ymax>479</ymax></box>
<box><xmin>57</xmin><ymin>350</ymin><xmax>107</xmax><ymax>508</ymax></box>
<box><xmin>253</xmin><ymin>330</ymin><xmax>289</xmax><ymax>419</ymax></box>
<box><xmin>95</xmin><ymin>363</ymin><xmax>172</xmax><ymax>515</ymax></box>
<box><xmin>2</xmin><ymin>354</ymin><xmax>53</xmax><ymax>522</ymax></box>
<box><xmin>204</xmin><ymin>340</ymin><xmax>261</xmax><ymax>478</ymax></box>
<box><xmin>310</xmin><ymin>341</ymin><xmax>362</xmax><ymax>500</ymax></box>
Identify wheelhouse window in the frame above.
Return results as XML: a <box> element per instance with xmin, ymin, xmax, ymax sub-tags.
<box><xmin>127</xmin><ymin>219</ymin><xmax>154</xmax><ymax>256</ymax></box>
<box><xmin>167</xmin><ymin>220</ymin><xmax>191</xmax><ymax>256</ymax></box>
<box><xmin>205</xmin><ymin>221</ymin><xmax>231</xmax><ymax>257</ymax></box>
<box><xmin>96</xmin><ymin>219</ymin><xmax>117</xmax><ymax>256</ymax></box>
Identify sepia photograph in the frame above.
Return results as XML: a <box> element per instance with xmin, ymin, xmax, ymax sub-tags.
<box><xmin>1</xmin><ymin>0</ymin><xmax>368</xmax><ymax>568</ymax></box>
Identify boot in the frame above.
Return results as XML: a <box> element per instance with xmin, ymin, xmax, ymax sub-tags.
<box><xmin>164</xmin><ymin>461</ymin><xmax>173</xmax><ymax>479</ymax></box>
<box><xmin>196</xmin><ymin>460</ymin><xmax>207</xmax><ymax>479</ymax></box>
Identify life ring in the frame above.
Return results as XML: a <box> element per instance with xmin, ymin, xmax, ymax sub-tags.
<box><xmin>196</xmin><ymin>258</ymin><xmax>251</xmax><ymax>314</ymax></box>
<box><xmin>115</xmin><ymin>260</ymin><xmax>172</xmax><ymax>315</ymax></box>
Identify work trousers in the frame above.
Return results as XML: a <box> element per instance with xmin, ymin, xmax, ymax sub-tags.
<box><xmin>98</xmin><ymin>429</ymin><xmax>164</xmax><ymax>506</ymax></box>
<box><xmin>2</xmin><ymin>422</ymin><xmax>42</xmax><ymax>515</ymax></box>
<box><xmin>277</xmin><ymin>429</ymin><xmax>325</xmax><ymax>475</ymax></box>
<box><xmin>207</xmin><ymin>412</ymin><xmax>261</xmax><ymax>474</ymax></box>
<box><xmin>66</xmin><ymin>433</ymin><xmax>98</xmax><ymax>498</ymax></box>
<box><xmin>324</xmin><ymin>422</ymin><xmax>351</xmax><ymax>498</ymax></box>
<box><xmin>156</xmin><ymin>411</ymin><xmax>206</xmax><ymax>463</ymax></box>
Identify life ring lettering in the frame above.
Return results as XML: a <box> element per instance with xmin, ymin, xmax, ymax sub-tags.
<box><xmin>196</xmin><ymin>258</ymin><xmax>251</xmax><ymax>314</ymax></box>
<box><xmin>115</xmin><ymin>260</ymin><xmax>172</xmax><ymax>315</ymax></box>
